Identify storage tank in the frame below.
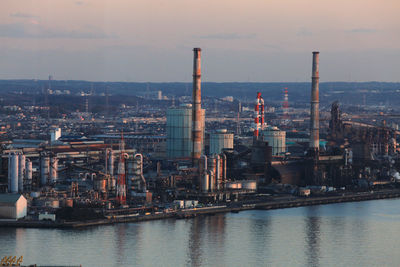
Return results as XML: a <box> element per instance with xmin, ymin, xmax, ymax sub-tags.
<box><xmin>209</xmin><ymin>129</ymin><xmax>234</xmax><ymax>155</ymax></box>
<box><xmin>208</xmin><ymin>170</ymin><xmax>215</xmax><ymax>192</ymax></box>
<box><xmin>166</xmin><ymin>104</ymin><xmax>205</xmax><ymax>158</ymax></box>
<box><xmin>202</xmin><ymin>172</ymin><xmax>209</xmax><ymax>192</ymax></box>
<box><xmin>262</xmin><ymin>126</ymin><xmax>286</xmax><ymax>156</ymax></box>
<box><xmin>40</xmin><ymin>156</ymin><xmax>50</xmax><ymax>186</ymax></box>
<box><xmin>25</xmin><ymin>160</ymin><xmax>32</xmax><ymax>181</ymax></box>
<box><xmin>30</xmin><ymin>192</ymin><xmax>41</xmax><ymax>198</ymax></box>
<box><xmin>242</xmin><ymin>180</ymin><xmax>257</xmax><ymax>190</ymax></box>
<box><xmin>7</xmin><ymin>153</ymin><xmax>11</xmax><ymax>192</ymax></box>
<box><xmin>50</xmin><ymin>157</ymin><xmax>58</xmax><ymax>183</ymax></box>
<box><xmin>10</xmin><ymin>153</ymin><xmax>19</xmax><ymax>193</ymax></box>
<box><xmin>208</xmin><ymin>155</ymin><xmax>217</xmax><ymax>191</ymax></box>
<box><xmin>18</xmin><ymin>154</ymin><xmax>25</xmax><ymax>192</ymax></box>
<box><xmin>226</xmin><ymin>182</ymin><xmax>236</xmax><ymax>189</ymax></box>
<box><xmin>65</xmin><ymin>198</ymin><xmax>74</xmax><ymax>207</ymax></box>
<box><xmin>215</xmin><ymin>155</ymin><xmax>221</xmax><ymax>190</ymax></box>
<box><xmin>94</xmin><ymin>179</ymin><xmax>107</xmax><ymax>192</ymax></box>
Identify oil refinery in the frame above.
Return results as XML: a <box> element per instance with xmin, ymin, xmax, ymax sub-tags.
<box><xmin>0</xmin><ymin>48</ymin><xmax>399</xmax><ymax>226</ymax></box>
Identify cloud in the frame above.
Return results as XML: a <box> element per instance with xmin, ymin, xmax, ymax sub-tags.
<box><xmin>10</xmin><ymin>12</ymin><xmax>38</xmax><ymax>18</ymax></box>
<box><xmin>197</xmin><ymin>33</ymin><xmax>257</xmax><ymax>40</ymax></box>
<box><xmin>347</xmin><ymin>28</ymin><xmax>378</xmax><ymax>33</ymax></box>
<box><xmin>0</xmin><ymin>23</ymin><xmax>114</xmax><ymax>39</ymax></box>
<box><xmin>75</xmin><ymin>1</ymin><xmax>84</xmax><ymax>5</ymax></box>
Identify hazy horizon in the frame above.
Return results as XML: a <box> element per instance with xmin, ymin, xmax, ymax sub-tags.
<box><xmin>1</xmin><ymin>0</ymin><xmax>399</xmax><ymax>82</ymax></box>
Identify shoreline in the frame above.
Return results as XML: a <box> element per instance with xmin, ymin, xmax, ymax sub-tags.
<box><xmin>2</xmin><ymin>189</ymin><xmax>400</xmax><ymax>229</ymax></box>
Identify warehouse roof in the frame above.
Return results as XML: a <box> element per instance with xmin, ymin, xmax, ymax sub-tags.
<box><xmin>0</xmin><ymin>194</ymin><xmax>25</xmax><ymax>204</ymax></box>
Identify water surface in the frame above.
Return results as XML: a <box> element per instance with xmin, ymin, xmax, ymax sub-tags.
<box><xmin>1</xmin><ymin>198</ymin><xmax>399</xmax><ymax>267</ymax></box>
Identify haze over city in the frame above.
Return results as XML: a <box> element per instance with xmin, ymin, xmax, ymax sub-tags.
<box><xmin>1</xmin><ymin>0</ymin><xmax>399</xmax><ymax>82</ymax></box>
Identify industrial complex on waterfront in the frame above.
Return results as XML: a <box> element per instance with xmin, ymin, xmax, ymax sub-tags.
<box><xmin>0</xmin><ymin>48</ymin><xmax>400</xmax><ymax>226</ymax></box>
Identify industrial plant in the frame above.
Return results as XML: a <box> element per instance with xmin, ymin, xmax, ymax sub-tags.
<box><xmin>0</xmin><ymin>48</ymin><xmax>399</xmax><ymax>225</ymax></box>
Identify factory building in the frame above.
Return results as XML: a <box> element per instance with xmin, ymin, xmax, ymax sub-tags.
<box><xmin>209</xmin><ymin>129</ymin><xmax>234</xmax><ymax>155</ymax></box>
<box><xmin>0</xmin><ymin>194</ymin><xmax>27</xmax><ymax>219</ymax></box>
<box><xmin>166</xmin><ymin>104</ymin><xmax>204</xmax><ymax>158</ymax></box>
<box><xmin>262</xmin><ymin>126</ymin><xmax>286</xmax><ymax>156</ymax></box>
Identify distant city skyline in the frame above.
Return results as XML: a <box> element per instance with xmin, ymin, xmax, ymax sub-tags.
<box><xmin>1</xmin><ymin>0</ymin><xmax>399</xmax><ymax>82</ymax></box>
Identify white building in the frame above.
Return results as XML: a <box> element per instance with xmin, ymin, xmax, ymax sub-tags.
<box><xmin>0</xmin><ymin>194</ymin><xmax>27</xmax><ymax>219</ymax></box>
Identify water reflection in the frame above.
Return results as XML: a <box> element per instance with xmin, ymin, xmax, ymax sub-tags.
<box><xmin>304</xmin><ymin>207</ymin><xmax>321</xmax><ymax>267</ymax></box>
<box><xmin>186</xmin><ymin>214</ymin><xmax>226</xmax><ymax>267</ymax></box>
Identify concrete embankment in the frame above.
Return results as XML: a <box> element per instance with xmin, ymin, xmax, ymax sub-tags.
<box><xmin>1</xmin><ymin>189</ymin><xmax>399</xmax><ymax>229</ymax></box>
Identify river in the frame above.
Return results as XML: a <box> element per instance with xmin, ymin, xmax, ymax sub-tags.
<box><xmin>1</xmin><ymin>198</ymin><xmax>399</xmax><ymax>267</ymax></box>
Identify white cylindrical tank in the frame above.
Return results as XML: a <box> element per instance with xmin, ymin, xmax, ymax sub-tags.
<box><xmin>208</xmin><ymin>155</ymin><xmax>217</xmax><ymax>191</ymax></box>
<box><xmin>8</xmin><ymin>153</ymin><xmax>11</xmax><ymax>192</ymax></box>
<box><xmin>25</xmin><ymin>160</ymin><xmax>32</xmax><ymax>180</ymax></box>
<box><xmin>50</xmin><ymin>157</ymin><xmax>58</xmax><ymax>183</ymax></box>
<box><xmin>208</xmin><ymin>170</ymin><xmax>215</xmax><ymax>192</ymax></box>
<box><xmin>215</xmin><ymin>155</ymin><xmax>221</xmax><ymax>190</ymax></box>
<box><xmin>40</xmin><ymin>156</ymin><xmax>50</xmax><ymax>186</ymax></box>
<box><xmin>209</xmin><ymin>129</ymin><xmax>234</xmax><ymax>155</ymax></box>
<box><xmin>262</xmin><ymin>126</ymin><xmax>286</xmax><ymax>156</ymax></box>
<box><xmin>202</xmin><ymin>172</ymin><xmax>209</xmax><ymax>192</ymax></box>
<box><xmin>10</xmin><ymin>153</ymin><xmax>19</xmax><ymax>193</ymax></box>
<box><xmin>18</xmin><ymin>154</ymin><xmax>25</xmax><ymax>192</ymax></box>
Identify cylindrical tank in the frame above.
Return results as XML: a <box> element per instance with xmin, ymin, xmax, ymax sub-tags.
<box><xmin>208</xmin><ymin>170</ymin><xmax>215</xmax><ymax>192</ymax></box>
<box><xmin>111</xmin><ymin>177</ymin><xmax>116</xmax><ymax>190</ymax></box>
<box><xmin>127</xmin><ymin>159</ymin><xmax>134</xmax><ymax>190</ymax></box>
<box><xmin>108</xmin><ymin>150</ymin><xmax>114</xmax><ymax>176</ymax></box>
<box><xmin>50</xmin><ymin>157</ymin><xmax>58</xmax><ymax>183</ymax></box>
<box><xmin>242</xmin><ymin>180</ymin><xmax>257</xmax><ymax>190</ymax></box>
<box><xmin>65</xmin><ymin>198</ymin><xmax>74</xmax><ymax>207</ymax></box>
<box><xmin>202</xmin><ymin>172</ymin><xmax>209</xmax><ymax>192</ymax></box>
<box><xmin>215</xmin><ymin>155</ymin><xmax>221</xmax><ymax>190</ymax></box>
<box><xmin>40</xmin><ymin>156</ymin><xmax>50</xmax><ymax>186</ymax></box>
<box><xmin>30</xmin><ymin>192</ymin><xmax>41</xmax><ymax>198</ymax></box>
<box><xmin>262</xmin><ymin>126</ymin><xmax>286</xmax><ymax>156</ymax></box>
<box><xmin>209</xmin><ymin>129</ymin><xmax>234</xmax><ymax>155</ymax></box>
<box><xmin>10</xmin><ymin>153</ymin><xmax>19</xmax><ymax>193</ymax></box>
<box><xmin>199</xmin><ymin>155</ymin><xmax>207</xmax><ymax>176</ymax></box>
<box><xmin>8</xmin><ymin>153</ymin><xmax>11</xmax><ymax>192</ymax></box>
<box><xmin>25</xmin><ymin>160</ymin><xmax>32</xmax><ymax>180</ymax></box>
<box><xmin>18</xmin><ymin>154</ymin><xmax>25</xmax><ymax>192</ymax></box>
<box><xmin>221</xmin><ymin>153</ymin><xmax>227</xmax><ymax>182</ymax></box>
<box><xmin>94</xmin><ymin>179</ymin><xmax>107</xmax><ymax>192</ymax></box>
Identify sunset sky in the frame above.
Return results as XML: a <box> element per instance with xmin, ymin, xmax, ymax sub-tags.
<box><xmin>1</xmin><ymin>0</ymin><xmax>399</xmax><ymax>82</ymax></box>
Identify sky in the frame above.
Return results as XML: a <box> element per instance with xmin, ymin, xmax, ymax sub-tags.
<box><xmin>0</xmin><ymin>0</ymin><xmax>399</xmax><ymax>82</ymax></box>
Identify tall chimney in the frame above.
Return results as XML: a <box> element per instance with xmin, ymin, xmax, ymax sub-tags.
<box><xmin>310</xmin><ymin>51</ymin><xmax>320</xmax><ymax>150</ymax></box>
<box><xmin>192</xmin><ymin>48</ymin><xmax>203</xmax><ymax>161</ymax></box>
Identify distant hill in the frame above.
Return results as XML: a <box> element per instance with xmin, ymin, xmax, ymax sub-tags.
<box><xmin>0</xmin><ymin>80</ymin><xmax>399</xmax><ymax>105</ymax></box>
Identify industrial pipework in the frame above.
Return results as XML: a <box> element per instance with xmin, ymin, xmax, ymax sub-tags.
<box><xmin>192</xmin><ymin>48</ymin><xmax>203</xmax><ymax>163</ymax></box>
<box><xmin>310</xmin><ymin>51</ymin><xmax>320</xmax><ymax>150</ymax></box>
